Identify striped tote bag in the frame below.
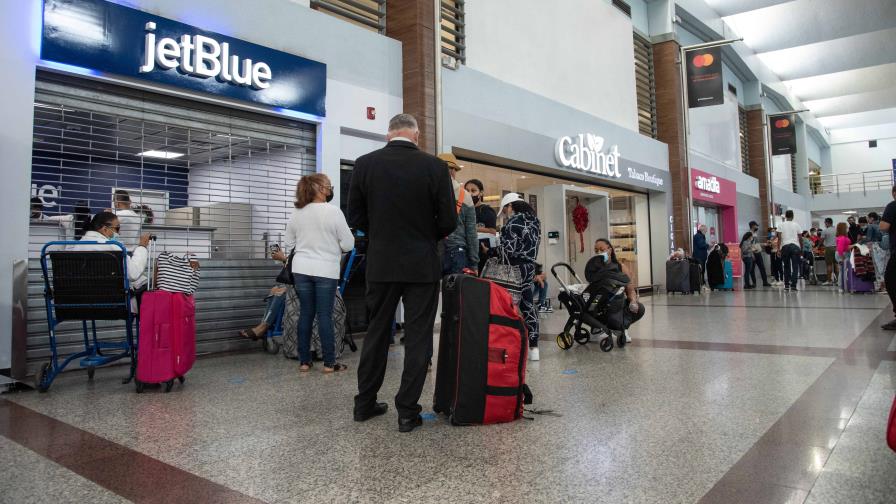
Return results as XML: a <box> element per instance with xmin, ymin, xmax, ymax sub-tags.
<box><xmin>156</xmin><ymin>252</ymin><xmax>200</xmax><ymax>295</ymax></box>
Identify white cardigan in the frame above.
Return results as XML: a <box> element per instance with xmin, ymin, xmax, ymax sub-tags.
<box><xmin>73</xmin><ymin>231</ymin><xmax>149</xmax><ymax>288</ymax></box>
<box><xmin>284</xmin><ymin>203</ymin><xmax>354</xmax><ymax>280</ymax></box>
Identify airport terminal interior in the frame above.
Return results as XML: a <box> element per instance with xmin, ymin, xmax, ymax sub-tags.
<box><xmin>2</xmin><ymin>0</ymin><xmax>896</xmax><ymax>503</ymax></box>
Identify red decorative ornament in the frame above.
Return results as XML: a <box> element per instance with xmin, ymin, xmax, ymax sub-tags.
<box><xmin>572</xmin><ymin>198</ymin><xmax>589</xmax><ymax>253</ymax></box>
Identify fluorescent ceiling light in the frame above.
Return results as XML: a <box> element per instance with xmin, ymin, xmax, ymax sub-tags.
<box><xmin>138</xmin><ymin>150</ymin><xmax>184</xmax><ymax>159</ymax></box>
<box><xmin>842</xmin><ymin>210</ymin><xmax>857</xmax><ymax>214</ymax></box>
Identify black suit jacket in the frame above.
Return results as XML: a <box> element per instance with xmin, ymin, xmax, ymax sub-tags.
<box><xmin>348</xmin><ymin>140</ymin><xmax>456</xmax><ymax>283</ymax></box>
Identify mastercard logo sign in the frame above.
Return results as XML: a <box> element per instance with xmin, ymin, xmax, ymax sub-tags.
<box><xmin>692</xmin><ymin>53</ymin><xmax>715</xmax><ymax>68</ymax></box>
<box><xmin>775</xmin><ymin>119</ymin><xmax>791</xmax><ymax>128</ymax></box>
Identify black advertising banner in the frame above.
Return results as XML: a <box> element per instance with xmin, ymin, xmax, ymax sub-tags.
<box><xmin>686</xmin><ymin>46</ymin><xmax>723</xmax><ymax>108</ymax></box>
<box><xmin>770</xmin><ymin>114</ymin><xmax>797</xmax><ymax>155</ymax></box>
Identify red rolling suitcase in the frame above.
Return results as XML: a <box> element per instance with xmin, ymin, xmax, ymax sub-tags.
<box><xmin>135</xmin><ymin>241</ymin><xmax>197</xmax><ymax>393</ymax></box>
<box><xmin>433</xmin><ymin>274</ymin><xmax>528</xmax><ymax>425</ymax></box>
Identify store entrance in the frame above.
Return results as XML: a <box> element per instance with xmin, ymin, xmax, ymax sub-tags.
<box><xmin>694</xmin><ymin>205</ymin><xmax>722</xmax><ymax>247</ymax></box>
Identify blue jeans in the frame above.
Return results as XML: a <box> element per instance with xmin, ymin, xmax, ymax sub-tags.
<box><xmin>781</xmin><ymin>244</ymin><xmax>801</xmax><ymax>289</ymax></box>
<box><xmin>293</xmin><ymin>274</ymin><xmax>338</xmax><ymax>365</ymax></box>
<box><xmin>533</xmin><ymin>280</ymin><xmax>548</xmax><ymax>306</ymax></box>
<box><xmin>442</xmin><ymin>246</ymin><xmax>468</xmax><ymax>276</ymax></box>
<box><xmin>742</xmin><ymin>256</ymin><xmax>755</xmax><ymax>287</ymax></box>
<box><xmin>262</xmin><ymin>291</ymin><xmax>286</xmax><ymax>326</ymax></box>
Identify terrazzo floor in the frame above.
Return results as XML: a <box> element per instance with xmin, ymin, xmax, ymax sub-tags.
<box><xmin>1</xmin><ymin>286</ymin><xmax>894</xmax><ymax>503</ymax></box>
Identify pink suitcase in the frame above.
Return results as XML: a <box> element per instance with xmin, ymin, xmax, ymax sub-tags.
<box><xmin>136</xmin><ymin>289</ymin><xmax>196</xmax><ymax>393</ymax></box>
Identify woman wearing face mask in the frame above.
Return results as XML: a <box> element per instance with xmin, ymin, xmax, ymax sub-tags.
<box><xmin>74</xmin><ymin>211</ymin><xmax>152</xmax><ymax>294</ymax></box>
<box><xmin>282</xmin><ymin>174</ymin><xmax>355</xmax><ymax>373</ymax></box>
<box><xmin>494</xmin><ymin>193</ymin><xmax>542</xmax><ymax>361</ymax></box>
<box><xmin>585</xmin><ymin>238</ymin><xmax>643</xmax><ymax>342</ymax></box>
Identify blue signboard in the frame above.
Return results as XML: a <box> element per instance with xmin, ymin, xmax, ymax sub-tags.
<box><xmin>41</xmin><ymin>0</ymin><xmax>327</xmax><ymax>118</ymax></box>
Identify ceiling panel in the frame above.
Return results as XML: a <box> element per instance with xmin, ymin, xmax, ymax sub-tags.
<box><xmin>803</xmin><ymin>88</ymin><xmax>896</xmax><ymax>117</ymax></box>
<box><xmin>722</xmin><ymin>0</ymin><xmax>896</xmax><ymax>53</ymax></box>
<box><xmin>817</xmin><ymin>107</ymin><xmax>896</xmax><ymax>130</ymax></box>
<box><xmin>783</xmin><ymin>63</ymin><xmax>896</xmax><ymax>101</ymax></box>
<box><xmin>757</xmin><ymin>28</ymin><xmax>896</xmax><ymax>81</ymax></box>
<box><xmin>704</xmin><ymin>0</ymin><xmax>796</xmax><ymax>18</ymax></box>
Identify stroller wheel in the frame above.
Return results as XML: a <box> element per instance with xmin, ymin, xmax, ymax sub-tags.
<box><xmin>574</xmin><ymin>328</ymin><xmax>590</xmax><ymax>345</ymax></box>
<box><xmin>599</xmin><ymin>336</ymin><xmax>613</xmax><ymax>352</ymax></box>
<box><xmin>556</xmin><ymin>332</ymin><xmax>574</xmax><ymax>350</ymax></box>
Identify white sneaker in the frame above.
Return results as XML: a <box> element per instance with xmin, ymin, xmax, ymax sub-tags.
<box><xmin>528</xmin><ymin>347</ymin><xmax>540</xmax><ymax>361</ymax></box>
<box><xmin>624</xmin><ymin>330</ymin><xmax>632</xmax><ymax>343</ymax></box>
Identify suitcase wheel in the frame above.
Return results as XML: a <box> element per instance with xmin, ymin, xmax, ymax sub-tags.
<box><xmin>599</xmin><ymin>337</ymin><xmax>613</xmax><ymax>352</ymax></box>
<box><xmin>164</xmin><ymin>380</ymin><xmax>174</xmax><ymax>393</ymax></box>
<box><xmin>87</xmin><ymin>366</ymin><xmax>95</xmax><ymax>381</ymax></box>
<box><xmin>263</xmin><ymin>337</ymin><xmax>281</xmax><ymax>355</ymax></box>
<box><xmin>135</xmin><ymin>380</ymin><xmax>145</xmax><ymax>394</ymax></box>
<box><xmin>556</xmin><ymin>332</ymin><xmax>574</xmax><ymax>350</ymax></box>
<box><xmin>178</xmin><ymin>376</ymin><xmax>185</xmax><ymax>384</ymax></box>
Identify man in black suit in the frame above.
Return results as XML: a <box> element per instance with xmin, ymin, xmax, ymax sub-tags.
<box><xmin>348</xmin><ymin>114</ymin><xmax>456</xmax><ymax>433</ymax></box>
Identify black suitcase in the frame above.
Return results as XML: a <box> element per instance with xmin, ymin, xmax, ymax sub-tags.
<box><xmin>666</xmin><ymin>259</ymin><xmax>691</xmax><ymax>294</ymax></box>
<box><xmin>688</xmin><ymin>259</ymin><xmax>703</xmax><ymax>293</ymax></box>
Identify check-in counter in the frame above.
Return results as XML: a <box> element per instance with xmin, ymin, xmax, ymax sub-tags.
<box><xmin>28</xmin><ymin>220</ymin><xmax>216</xmax><ymax>259</ymax></box>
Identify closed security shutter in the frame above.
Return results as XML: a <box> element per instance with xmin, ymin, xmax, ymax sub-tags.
<box><xmin>26</xmin><ymin>73</ymin><xmax>315</xmax><ymax>374</ymax></box>
<box><xmin>633</xmin><ymin>33</ymin><xmax>657</xmax><ymax>138</ymax></box>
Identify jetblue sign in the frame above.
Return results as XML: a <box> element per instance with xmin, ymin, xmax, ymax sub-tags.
<box><xmin>41</xmin><ymin>0</ymin><xmax>327</xmax><ymax>117</ymax></box>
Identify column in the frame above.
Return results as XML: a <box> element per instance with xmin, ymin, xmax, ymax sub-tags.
<box><xmin>746</xmin><ymin>107</ymin><xmax>771</xmax><ymax>230</ymax></box>
<box><xmin>653</xmin><ymin>39</ymin><xmax>692</xmax><ymax>253</ymax></box>
<box><xmin>386</xmin><ymin>0</ymin><xmax>436</xmax><ymax>154</ymax></box>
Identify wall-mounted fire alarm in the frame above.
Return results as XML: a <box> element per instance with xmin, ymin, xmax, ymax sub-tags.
<box><xmin>366</xmin><ymin>107</ymin><xmax>376</xmax><ymax>120</ymax></box>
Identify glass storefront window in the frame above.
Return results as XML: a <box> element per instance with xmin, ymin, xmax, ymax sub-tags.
<box><xmin>461</xmin><ymin>161</ymin><xmax>652</xmax><ymax>287</ymax></box>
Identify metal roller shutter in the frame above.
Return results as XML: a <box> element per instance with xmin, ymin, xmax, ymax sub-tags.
<box><xmin>26</xmin><ymin>72</ymin><xmax>316</xmax><ymax>375</ymax></box>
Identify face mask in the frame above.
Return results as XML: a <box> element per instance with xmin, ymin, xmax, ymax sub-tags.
<box><xmin>471</xmin><ymin>195</ymin><xmax>481</xmax><ymax>205</ymax></box>
<box><xmin>597</xmin><ymin>251</ymin><xmax>610</xmax><ymax>263</ymax></box>
<box><xmin>110</xmin><ymin>232</ymin><xmax>120</xmax><ymax>241</ymax></box>
<box><xmin>326</xmin><ymin>192</ymin><xmax>334</xmax><ymax>203</ymax></box>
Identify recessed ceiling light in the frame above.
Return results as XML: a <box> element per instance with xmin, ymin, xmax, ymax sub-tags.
<box><xmin>137</xmin><ymin>150</ymin><xmax>184</xmax><ymax>159</ymax></box>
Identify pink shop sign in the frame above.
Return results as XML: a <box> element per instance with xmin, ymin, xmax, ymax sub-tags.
<box><xmin>691</xmin><ymin>168</ymin><xmax>736</xmax><ymax>207</ymax></box>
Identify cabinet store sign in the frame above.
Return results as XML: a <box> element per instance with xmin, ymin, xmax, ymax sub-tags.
<box><xmin>40</xmin><ymin>0</ymin><xmax>327</xmax><ymax>117</ymax></box>
<box><xmin>555</xmin><ymin>134</ymin><xmax>622</xmax><ymax>179</ymax></box>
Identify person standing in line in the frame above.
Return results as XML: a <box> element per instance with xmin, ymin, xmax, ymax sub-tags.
<box><xmin>878</xmin><ymin>187</ymin><xmax>896</xmax><ymax>328</ymax></box>
<box><xmin>866</xmin><ymin>211</ymin><xmax>888</xmax><ymax>292</ymax></box>
<box><xmin>740</xmin><ymin>232</ymin><xmax>756</xmax><ymax>289</ymax></box>
<box><xmin>768</xmin><ymin>227</ymin><xmax>783</xmax><ymax>286</ymax></box>
<box><xmin>112</xmin><ymin>190</ymin><xmax>142</xmax><ymax>250</ymax></box>
<box><xmin>821</xmin><ymin>218</ymin><xmax>838</xmax><ymax>285</ymax></box>
<box><xmin>438</xmin><ymin>153</ymin><xmax>478</xmax><ymax>275</ymax></box>
<box><xmin>778</xmin><ymin>210</ymin><xmax>802</xmax><ymax>292</ymax></box>
<box><xmin>464</xmin><ymin>178</ymin><xmax>498</xmax><ymax>272</ymax></box>
<box><xmin>800</xmin><ymin>231</ymin><xmax>814</xmax><ymax>281</ymax></box>
<box><xmin>693</xmin><ymin>224</ymin><xmax>709</xmax><ymax>282</ymax></box>
<box><xmin>748</xmin><ymin>221</ymin><xmax>772</xmax><ymax>287</ymax></box>
<box><xmin>283</xmin><ymin>173</ymin><xmax>354</xmax><ymax>374</ymax></box>
<box><xmin>494</xmin><ymin>193</ymin><xmax>542</xmax><ymax>360</ymax></box>
<box><xmin>349</xmin><ymin>114</ymin><xmax>456</xmax><ymax>433</ymax></box>
<box><xmin>847</xmin><ymin>215</ymin><xmax>860</xmax><ymax>244</ymax></box>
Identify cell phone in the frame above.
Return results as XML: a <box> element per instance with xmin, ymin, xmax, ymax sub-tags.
<box><xmin>270</xmin><ymin>244</ymin><xmax>281</xmax><ymax>253</ymax></box>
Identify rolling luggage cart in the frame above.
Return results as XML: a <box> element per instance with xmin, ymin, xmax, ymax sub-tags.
<box><xmin>37</xmin><ymin>240</ymin><xmax>138</xmax><ymax>392</ymax></box>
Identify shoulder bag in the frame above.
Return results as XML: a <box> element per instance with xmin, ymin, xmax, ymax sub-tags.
<box><xmin>276</xmin><ymin>250</ymin><xmax>295</xmax><ymax>285</ymax></box>
<box><xmin>480</xmin><ymin>247</ymin><xmax>523</xmax><ymax>305</ymax></box>
<box><xmin>156</xmin><ymin>252</ymin><xmax>201</xmax><ymax>295</ymax></box>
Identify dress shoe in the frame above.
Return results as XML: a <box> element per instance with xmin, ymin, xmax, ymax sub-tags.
<box><xmin>354</xmin><ymin>402</ymin><xmax>388</xmax><ymax>422</ymax></box>
<box><xmin>398</xmin><ymin>415</ymin><xmax>423</xmax><ymax>433</ymax></box>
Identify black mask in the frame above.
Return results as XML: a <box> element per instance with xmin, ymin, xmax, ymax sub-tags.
<box><xmin>326</xmin><ymin>192</ymin><xmax>334</xmax><ymax>203</ymax></box>
<box><xmin>472</xmin><ymin>195</ymin><xmax>481</xmax><ymax>205</ymax></box>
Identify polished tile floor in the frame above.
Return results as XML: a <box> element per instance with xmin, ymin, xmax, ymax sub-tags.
<box><xmin>1</xmin><ymin>286</ymin><xmax>895</xmax><ymax>503</ymax></box>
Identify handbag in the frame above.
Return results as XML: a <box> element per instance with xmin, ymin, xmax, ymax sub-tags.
<box><xmin>276</xmin><ymin>250</ymin><xmax>295</xmax><ymax>285</ymax></box>
<box><xmin>480</xmin><ymin>248</ymin><xmax>523</xmax><ymax>305</ymax></box>
<box><xmin>155</xmin><ymin>252</ymin><xmax>200</xmax><ymax>295</ymax></box>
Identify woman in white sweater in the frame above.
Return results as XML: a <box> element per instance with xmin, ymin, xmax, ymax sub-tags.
<box><xmin>283</xmin><ymin>173</ymin><xmax>354</xmax><ymax>373</ymax></box>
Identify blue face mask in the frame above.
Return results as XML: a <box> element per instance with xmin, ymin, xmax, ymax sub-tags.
<box><xmin>597</xmin><ymin>251</ymin><xmax>610</xmax><ymax>263</ymax></box>
<box><xmin>110</xmin><ymin>232</ymin><xmax>120</xmax><ymax>241</ymax></box>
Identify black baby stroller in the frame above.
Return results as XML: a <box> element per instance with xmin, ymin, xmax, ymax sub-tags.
<box><xmin>552</xmin><ymin>262</ymin><xmax>632</xmax><ymax>352</ymax></box>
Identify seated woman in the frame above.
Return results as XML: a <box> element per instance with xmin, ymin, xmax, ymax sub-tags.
<box><xmin>239</xmin><ymin>285</ymin><xmax>288</xmax><ymax>341</ymax></box>
<box><xmin>584</xmin><ymin>238</ymin><xmax>645</xmax><ymax>341</ymax></box>
<box><xmin>74</xmin><ymin>212</ymin><xmax>152</xmax><ymax>305</ymax></box>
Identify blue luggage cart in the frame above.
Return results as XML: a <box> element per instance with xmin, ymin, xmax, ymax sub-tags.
<box><xmin>37</xmin><ymin>241</ymin><xmax>138</xmax><ymax>392</ymax></box>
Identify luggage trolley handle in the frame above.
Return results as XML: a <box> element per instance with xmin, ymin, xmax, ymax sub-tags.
<box><xmin>550</xmin><ymin>262</ymin><xmax>584</xmax><ymax>292</ymax></box>
<box><xmin>145</xmin><ymin>235</ymin><xmax>158</xmax><ymax>291</ymax></box>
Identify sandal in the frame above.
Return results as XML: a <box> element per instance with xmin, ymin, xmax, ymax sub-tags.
<box><xmin>322</xmin><ymin>363</ymin><xmax>348</xmax><ymax>373</ymax></box>
<box><xmin>239</xmin><ymin>328</ymin><xmax>259</xmax><ymax>341</ymax></box>
<box><xmin>299</xmin><ymin>362</ymin><xmax>313</xmax><ymax>372</ymax></box>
